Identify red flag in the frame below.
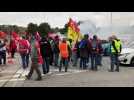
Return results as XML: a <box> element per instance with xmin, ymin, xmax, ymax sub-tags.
<box><xmin>12</xmin><ymin>32</ymin><xmax>20</xmax><ymax>41</ymax></box>
<box><xmin>35</xmin><ymin>32</ymin><xmax>41</xmax><ymax>41</ymax></box>
<box><xmin>0</xmin><ymin>31</ymin><xmax>6</xmax><ymax>39</ymax></box>
<box><xmin>74</xmin><ymin>21</ymin><xmax>80</xmax><ymax>33</ymax></box>
<box><xmin>68</xmin><ymin>18</ymin><xmax>75</xmax><ymax>28</ymax></box>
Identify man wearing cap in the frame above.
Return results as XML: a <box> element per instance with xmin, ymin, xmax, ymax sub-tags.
<box><xmin>90</xmin><ymin>35</ymin><xmax>102</xmax><ymax>71</ymax></box>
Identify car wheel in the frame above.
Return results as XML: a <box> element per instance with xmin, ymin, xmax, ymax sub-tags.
<box><xmin>130</xmin><ymin>57</ymin><xmax>134</xmax><ymax>66</ymax></box>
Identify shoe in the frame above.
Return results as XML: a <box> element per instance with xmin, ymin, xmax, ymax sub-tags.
<box><xmin>46</xmin><ymin>71</ymin><xmax>49</xmax><ymax>73</ymax></box>
<box><xmin>99</xmin><ymin>64</ymin><xmax>102</xmax><ymax>67</ymax></box>
<box><xmin>73</xmin><ymin>64</ymin><xmax>76</xmax><ymax>67</ymax></box>
<box><xmin>35</xmin><ymin>77</ymin><xmax>42</xmax><ymax>81</ymax></box>
<box><xmin>115</xmin><ymin>69</ymin><xmax>119</xmax><ymax>72</ymax></box>
<box><xmin>108</xmin><ymin>70</ymin><xmax>114</xmax><ymax>72</ymax></box>
<box><xmin>94</xmin><ymin>68</ymin><xmax>98</xmax><ymax>71</ymax></box>
<box><xmin>54</xmin><ymin>64</ymin><xmax>57</xmax><ymax>67</ymax></box>
<box><xmin>23</xmin><ymin>65</ymin><xmax>27</xmax><ymax>69</ymax></box>
<box><xmin>25</xmin><ymin>75</ymin><xmax>30</xmax><ymax>80</ymax></box>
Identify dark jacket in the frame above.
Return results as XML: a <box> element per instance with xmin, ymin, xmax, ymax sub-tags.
<box><xmin>0</xmin><ymin>43</ymin><xmax>6</xmax><ymax>56</ymax></box>
<box><xmin>53</xmin><ymin>39</ymin><xmax>60</xmax><ymax>54</ymax></box>
<box><xmin>79</xmin><ymin>39</ymin><xmax>90</xmax><ymax>58</ymax></box>
<box><xmin>9</xmin><ymin>40</ymin><xmax>17</xmax><ymax>52</ymax></box>
<box><xmin>90</xmin><ymin>39</ymin><xmax>103</xmax><ymax>54</ymax></box>
<box><xmin>39</xmin><ymin>38</ymin><xmax>52</xmax><ymax>57</ymax></box>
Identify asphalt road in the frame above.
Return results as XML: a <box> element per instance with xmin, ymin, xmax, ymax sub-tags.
<box><xmin>1</xmin><ymin>56</ymin><xmax>134</xmax><ymax>87</ymax></box>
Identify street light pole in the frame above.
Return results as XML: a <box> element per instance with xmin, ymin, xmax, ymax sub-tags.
<box><xmin>111</xmin><ymin>12</ymin><xmax>112</xmax><ymax>34</ymax></box>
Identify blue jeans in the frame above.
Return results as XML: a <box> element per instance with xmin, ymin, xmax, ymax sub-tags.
<box><xmin>59</xmin><ymin>57</ymin><xmax>68</xmax><ymax>72</ymax></box>
<box><xmin>91</xmin><ymin>53</ymin><xmax>98</xmax><ymax>70</ymax></box>
<box><xmin>72</xmin><ymin>52</ymin><xmax>78</xmax><ymax>66</ymax></box>
<box><xmin>26</xmin><ymin>54</ymin><xmax>29</xmax><ymax>67</ymax></box>
<box><xmin>53</xmin><ymin>53</ymin><xmax>59</xmax><ymax>66</ymax></box>
<box><xmin>42</xmin><ymin>57</ymin><xmax>50</xmax><ymax>74</ymax></box>
<box><xmin>110</xmin><ymin>54</ymin><xmax>119</xmax><ymax>71</ymax></box>
<box><xmin>97</xmin><ymin>54</ymin><xmax>102</xmax><ymax>66</ymax></box>
<box><xmin>80</xmin><ymin>57</ymin><xmax>87</xmax><ymax>69</ymax></box>
<box><xmin>86</xmin><ymin>54</ymin><xmax>90</xmax><ymax>64</ymax></box>
<box><xmin>20</xmin><ymin>54</ymin><xmax>27</xmax><ymax>69</ymax></box>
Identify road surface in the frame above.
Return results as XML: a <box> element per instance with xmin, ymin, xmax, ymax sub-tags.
<box><xmin>1</xmin><ymin>54</ymin><xmax>134</xmax><ymax>87</ymax></box>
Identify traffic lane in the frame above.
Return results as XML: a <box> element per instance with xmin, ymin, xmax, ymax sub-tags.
<box><xmin>5</xmin><ymin>56</ymin><xmax>134</xmax><ymax>87</ymax></box>
<box><xmin>22</xmin><ymin>69</ymin><xmax>134</xmax><ymax>87</ymax></box>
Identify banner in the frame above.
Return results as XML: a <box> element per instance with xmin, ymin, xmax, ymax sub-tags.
<box><xmin>67</xmin><ymin>18</ymin><xmax>82</xmax><ymax>42</ymax></box>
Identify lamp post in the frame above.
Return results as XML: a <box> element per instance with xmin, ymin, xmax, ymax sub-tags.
<box><xmin>111</xmin><ymin>12</ymin><xmax>112</xmax><ymax>34</ymax></box>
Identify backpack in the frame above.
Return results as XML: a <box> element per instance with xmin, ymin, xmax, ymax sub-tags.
<box><xmin>91</xmin><ymin>39</ymin><xmax>100</xmax><ymax>52</ymax></box>
<box><xmin>31</xmin><ymin>40</ymin><xmax>39</xmax><ymax>59</ymax></box>
<box><xmin>19</xmin><ymin>40</ymin><xmax>29</xmax><ymax>55</ymax></box>
<box><xmin>40</xmin><ymin>40</ymin><xmax>52</xmax><ymax>57</ymax></box>
<box><xmin>79</xmin><ymin>40</ymin><xmax>87</xmax><ymax>49</ymax></box>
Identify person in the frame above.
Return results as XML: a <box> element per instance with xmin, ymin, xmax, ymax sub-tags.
<box><xmin>48</xmin><ymin>37</ymin><xmax>54</xmax><ymax>65</ymax></box>
<box><xmin>39</xmin><ymin>36</ymin><xmax>52</xmax><ymax>74</ymax></box>
<box><xmin>9</xmin><ymin>38</ymin><xmax>17</xmax><ymax>58</ymax></box>
<box><xmin>26</xmin><ymin>35</ymin><xmax>42</xmax><ymax>81</ymax></box>
<box><xmin>72</xmin><ymin>40</ymin><xmax>80</xmax><ymax>67</ymax></box>
<box><xmin>109</xmin><ymin>35</ymin><xmax>122</xmax><ymax>72</ymax></box>
<box><xmin>0</xmin><ymin>40</ymin><xmax>7</xmax><ymax>65</ymax></box>
<box><xmin>96</xmin><ymin>38</ymin><xmax>103</xmax><ymax>66</ymax></box>
<box><xmin>0</xmin><ymin>39</ymin><xmax>8</xmax><ymax>65</ymax></box>
<box><xmin>79</xmin><ymin>34</ymin><xmax>90</xmax><ymax>69</ymax></box>
<box><xmin>59</xmin><ymin>38</ymin><xmax>69</xmax><ymax>72</ymax></box>
<box><xmin>25</xmin><ymin>37</ymin><xmax>31</xmax><ymax>67</ymax></box>
<box><xmin>67</xmin><ymin>39</ymin><xmax>72</xmax><ymax>65</ymax></box>
<box><xmin>0</xmin><ymin>40</ymin><xmax>3</xmax><ymax>65</ymax></box>
<box><xmin>90</xmin><ymin>35</ymin><xmax>102</xmax><ymax>71</ymax></box>
<box><xmin>53</xmin><ymin>36</ymin><xmax>60</xmax><ymax>67</ymax></box>
<box><xmin>18</xmin><ymin>36</ymin><xmax>30</xmax><ymax>69</ymax></box>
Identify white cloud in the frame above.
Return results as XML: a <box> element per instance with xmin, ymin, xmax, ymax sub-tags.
<box><xmin>0</xmin><ymin>12</ymin><xmax>133</xmax><ymax>28</ymax></box>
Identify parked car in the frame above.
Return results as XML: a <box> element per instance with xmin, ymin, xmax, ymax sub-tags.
<box><xmin>102</xmin><ymin>42</ymin><xmax>111</xmax><ymax>56</ymax></box>
<box><xmin>119</xmin><ymin>44</ymin><xmax>134</xmax><ymax>66</ymax></box>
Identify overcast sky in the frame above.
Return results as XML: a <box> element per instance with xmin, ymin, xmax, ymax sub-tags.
<box><xmin>0</xmin><ymin>12</ymin><xmax>134</xmax><ymax>28</ymax></box>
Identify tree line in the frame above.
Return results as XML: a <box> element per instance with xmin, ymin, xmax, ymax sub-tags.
<box><xmin>0</xmin><ymin>22</ymin><xmax>68</xmax><ymax>37</ymax></box>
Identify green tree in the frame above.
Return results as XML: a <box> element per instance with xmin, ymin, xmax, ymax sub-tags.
<box><xmin>12</xmin><ymin>25</ymin><xmax>20</xmax><ymax>33</ymax></box>
<box><xmin>27</xmin><ymin>23</ymin><xmax>38</xmax><ymax>36</ymax></box>
<box><xmin>38</xmin><ymin>22</ymin><xmax>51</xmax><ymax>37</ymax></box>
<box><xmin>59</xmin><ymin>23</ymin><xmax>68</xmax><ymax>34</ymax></box>
<box><xmin>51</xmin><ymin>27</ymin><xmax>60</xmax><ymax>33</ymax></box>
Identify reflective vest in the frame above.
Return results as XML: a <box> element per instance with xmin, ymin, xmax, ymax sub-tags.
<box><xmin>59</xmin><ymin>42</ymin><xmax>69</xmax><ymax>58</ymax></box>
<box><xmin>111</xmin><ymin>39</ymin><xmax>121</xmax><ymax>53</ymax></box>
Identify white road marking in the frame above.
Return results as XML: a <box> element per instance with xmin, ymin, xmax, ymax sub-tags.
<box><xmin>53</xmin><ymin>70</ymin><xmax>87</xmax><ymax>76</ymax></box>
<box><xmin>55</xmin><ymin>73</ymin><xmax>71</xmax><ymax>76</ymax></box>
<box><xmin>8</xmin><ymin>78</ymin><xmax>25</xmax><ymax>81</ymax></box>
<box><xmin>6</xmin><ymin>68</ymin><xmax>87</xmax><ymax>83</ymax></box>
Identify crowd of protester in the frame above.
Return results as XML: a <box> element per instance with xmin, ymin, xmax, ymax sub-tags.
<box><xmin>0</xmin><ymin>33</ymin><xmax>122</xmax><ymax>81</ymax></box>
